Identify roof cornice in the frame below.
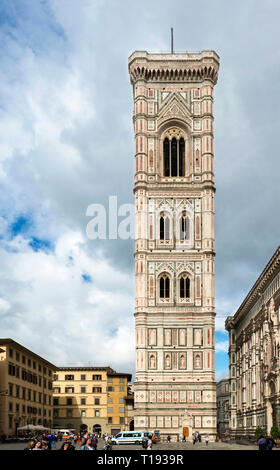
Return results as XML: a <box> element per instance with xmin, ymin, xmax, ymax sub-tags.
<box><xmin>128</xmin><ymin>50</ymin><xmax>220</xmax><ymax>85</ymax></box>
<box><xmin>231</xmin><ymin>246</ymin><xmax>280</xmax><ymax>326</ymax></box>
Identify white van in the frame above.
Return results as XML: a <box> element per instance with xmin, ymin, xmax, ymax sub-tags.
<box><xmin>52</xmin><ymin>429</ymin><xmax>74</xmax><ymax>439</ymax></box>
<box><xmin>111</xmin><ymin>431</ymin><xmax>152</xmax><ymax>445</ymax></box>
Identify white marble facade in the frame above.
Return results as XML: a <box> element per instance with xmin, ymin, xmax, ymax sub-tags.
<box><xmin>128</xmin><ymin>50</ymin><xmax>220</xmax><ymax>440</ymax></box>
<box><xmin>226</xmin><ymin>247</ymin><xmax>280</xmax><ymax>437</ymax></box>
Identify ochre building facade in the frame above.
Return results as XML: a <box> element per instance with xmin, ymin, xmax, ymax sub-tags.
<box><xmin>128</xmin><ymin>50</ymin><xmax>220</xmax><ymax>440</ymax></box>
<box><xmin>0</xmin><ymin>339</ymin><xmax>56</xmax><ymax>437</ymax></box>
<box><xmin>226</xmin><ymin>247</ymin><xmax>280</xmax><ymax>436</ymax></box>
<box><xmin>52</xmin><ymin>367</ymin><xmax>131</xmax><ymax>435</ymax></box>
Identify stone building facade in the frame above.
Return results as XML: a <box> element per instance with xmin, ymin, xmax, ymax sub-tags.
<box><xmin>128</xmin><ymin>50</ymin><xmax>219</xmax><ymax>440</ymax></box>
<box><xmin>52</xmin><ymin>367</ymin><xmax>131</xmax><ymax>435</ymax></box>
<box><xmin>226</xmin><ymin>247</ymin><xmax>280</xmax><ymax>436</ymax></box>
<box><xmin>0</xmin><ymin>339</ymin><xmax>56</xmax><ymax>437</ymax></box>
<box><xmin>216</xmin><ymin>378</ymin><xmax>230</xmax><ymax>436</ymax></box>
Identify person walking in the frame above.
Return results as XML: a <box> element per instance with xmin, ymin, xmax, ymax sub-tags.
<box><xmin>92</xmin><ymin>435</ymin><xmax>98</xmax><ymax>450</ymax></box>
<box><xmin>167</xmin><ymin>435</ymin><xmax>171</xmax><ymax>443</ymax></box>
<box><xmin>266</xmin><ymin>435</ymin><xmax>276</xmax><ymax>451</ymax></box>
<box><xmin>147</xmin><ymin>438</ymin><xmax>153</xmax><ymax>450</ymax></box>
<box><xmin>142</xmin><ymin>437</ymin><xmax>148</xmax><ymax>449</ymax></box>
<box><xmin>257</xmin><ymin>436</ymin><xmax>267</xmax><ymax>451</ymax></box>
<box><xmin>106</xmin><ymin>435</ymin><xmax>112</xmax><ymax>451</ymax></box>
<box><xmin>50</xmin><ymin>434</ymin><xmax>56</xmax><ymax>450</ymax></box>
<box><xmin>205</xmin><ymin>434</ymin><xmax>209</xmax><ymax>446</ymax></box>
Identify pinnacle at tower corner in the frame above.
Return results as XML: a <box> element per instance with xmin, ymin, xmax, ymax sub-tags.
<box><xmin>128</xmin><ymin>50</ymin><xmax>220</xmax><ymax>441</ymax></box>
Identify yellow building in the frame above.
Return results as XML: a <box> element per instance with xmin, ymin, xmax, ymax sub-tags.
<box><xmin>53</xmin><ymin>367</ymin><xmax>132</xmax><ymax>435</ymax></box>
<box><xmin>0</xmin><ymin>339</ymin><xmax>57</xmax><ymax>437</ymax></box>
<box><xmin>106</xmin><ymin>371</ymin><xmax>132</xmax><ymax>435</ymax></box>
<box><xmin>124</xmin><ymin>383</ymin><xmax>135</xmax><ymax>431</ymax></box>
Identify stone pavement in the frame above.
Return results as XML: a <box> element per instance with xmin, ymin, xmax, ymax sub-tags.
<box><xmin>0</xmin><ymin>439</ymin><xmax>279</xmax><ymax>451</ymax></box>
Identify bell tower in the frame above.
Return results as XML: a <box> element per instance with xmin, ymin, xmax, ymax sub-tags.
<box><xmin>128</xmin><ymin>50</ymin><xmax>220</xmax><ymax>440</ymax></box>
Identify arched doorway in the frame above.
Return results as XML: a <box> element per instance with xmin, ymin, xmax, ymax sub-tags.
<box><xmin>129</xmin><ymin>420</ymin><xmax>134</xmax><ymax>431</ymax></box>
<box><xmin>93</xmin><ymin>424</ymin><xmax>102</xmax><ymax>436</ymax></box>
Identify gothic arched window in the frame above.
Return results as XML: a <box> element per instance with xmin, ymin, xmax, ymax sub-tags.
<box><xmin>171</xmin><ymin>137</ymin><xmax>177</xmax><ymax>176</ymax></box>
<box><xmin>163</xmin><ymin>134</ymin><xmax>185</xmax><ymax>177</ymax></box>
<box><xmin>179</xmin><ymin>274</ymin><xmax>190</xmax><ymax>299</ymax></box>
<box><xmin>159</xmin><ymin>274</ymin><xmax>170</xmax><ymax>299</ymax></box>
<box><xmin>159</xmin><ymin>213</ymin><xmax>170</xmax><ymax>240</ymax></box>
<box><xmin>179</xmin><ymin>137</ymin><xmax>185</xmax><ymax>175</ymax></box>
<box><xmin>179</xmin><ymin>211</ymin><xmax>190</xmax><ymax>241</ymax></box>
<box><xmin>164</xmin><ymin>138</ymin><xmax>170</xmax><ymax>176</ymax></box>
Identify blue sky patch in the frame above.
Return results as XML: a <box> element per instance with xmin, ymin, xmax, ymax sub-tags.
<box><xmin>29</xmin><ymin>237</ymin><xmax>53</xmax><ymax>253</ymax></box>
<box><xmin>82</xmin><ymin>273</ymin><xmax>92</xmax><ymax>283</ymax></box>
<box><xmin>10</xmin><ymin>214</ymin><xmax>33</xmax><ymax>237</ymax></box>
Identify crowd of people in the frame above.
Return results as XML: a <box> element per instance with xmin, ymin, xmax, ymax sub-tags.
<box><xmin>19</xmin><ymin>430</ymin><xmax>279</xmax><ymax>451</ymax></box>
<box><xmin>23</xmin><ymin>431</ymin><xmax>121</xmax><ymax>451</ymax></box>
<box><xmin>191</xmin><ymin>431</ymin><xmax>209</xmax><ymax>445</ymax></box>
<box><xmin>23</xmin><ymin>430</ymin><xmax>158</xmax><ymax>451</ymax></box>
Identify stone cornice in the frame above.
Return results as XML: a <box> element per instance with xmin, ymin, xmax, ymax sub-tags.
<box><xmin>128</xmin><ymin>50</ymin><xmax>220</xmax><ymax>85</ymax></box>
<box><xmin>231</xmin><ymin>246</ymin><xmax>280</xmax><ymax>327</ymax></box>
<box><xmin>134</xmin><ymin>181</ymin><xmax>215</xmax><ymax>194</ymax></box>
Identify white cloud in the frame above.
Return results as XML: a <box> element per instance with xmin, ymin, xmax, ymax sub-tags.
<box><xmin>215</xmin><ymin>370</ymin><xmax>229</xmax><ymax>382</ymax></box>
<box><xmin>215</xmin><ymin>340</ymin><xmax>229</xmax><ymax>353</ymax></box>
<box><xmin>0</xmin><ymin>230</ymin><xmax>134</xmax><ymax>372</ymax></box>
<box><xmin>0</xmin><ymin>0</ymin><xmax>280</xmax><ymax>379</ymax></box>
<box><xmin>0</xmin><ymin>298</ymin><xmax>11</xmax><ymax>315</ymax></box>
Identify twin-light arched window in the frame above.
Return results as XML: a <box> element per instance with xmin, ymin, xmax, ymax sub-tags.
<box><xmin>160</xmin><ymin>213</ymin><xmax>170</xmax><ymax>240</ymax></box>
<box><xmin>159</xmin><ymin>211</ymin><xmax>190</xmax><ymax>241</ymax></box>
<box><xmin>179</xmin><ymin>211</ymin><xmax>189</xmax><ymax>241</ymax></box>
<box><xmin>179</xmin><ymin>274</ymin><xmax>190</xmax><ymax>299</ymax></box>
<box><xmin>159</xmin><ymin>274</ymin><xmax>170</xmax><ymax>299</ymax></box>
<box><xmin>159</xmin><ymin>273</ymin><xmax>190</xmax><ymax>300</ymax></box>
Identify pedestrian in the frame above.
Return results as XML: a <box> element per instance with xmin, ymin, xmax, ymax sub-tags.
<box><xmin>193</xmin><ymin>433</ymin><xmax>197</xmax><ymax>445</ymax></box>
<box><xmin>33</xmin><ymin>441</ymin><xmax>42</xmax><ymax>451</ymax></box>
<box><xmin>81</xmin><ymin>438</ymin><xmax>93</xmax><ymax>450</ymax></box>
<box><xmin>60</xmin><ymin>441</ymin><xmax>74</xmax><ymax>451</ymax></box>
<box><xmin>24</xmin><ymin>439</ymin><xmax>36</xmax><ymax>450</ymax></box>
<box><xmin>167</xmin><ymin>435</ymin><xmax>171</xmax><ymax>443</ymax></box>
<box><xmin>41</xmin><ymin>440</ymin><xmax>50</xmax><ymax>451</ymax></box>
<box><xmin>198</xmin><ymin>433</ymin><xmax>201</xmax><ymax>443</ymax></box>
<box><xmin>50</xmin><ymin>434</ymin><xmax>56</xmax><ymax>450</ymax></box>
<box><xmin>142</xmin><ymin>437</ymin><xmax>148</xmax><ymax>449</ymax></box>
<box><xmin>266</xmin><ymin>435</ymin><xmax>276</xmax><ymax>451</ymax></box>
<box><xmin>92</xmin><ymin>435</ymin><xmax>98</xmax><ymax>450</ymax></box>
<box><xmin>205</xmin><ymin>434</ymin><xmax>209</xmax><ymax>446</ymax></box>
<box><xmin>257</xmin><ymin>436</ymin><xmax>267</xmax><ymax>451</ymax></box>
<box><xmin>106</xmin><ymin>435</ymin><xmax>112</xmax><ymax>451</ymax></box>
<box><xmin>147</xmin><ymin>438</ymin><xmax>153</xmax><ymax>450</ymax></box>
<box><xmin>182</xmin><ymin>434</ymin><xmax>186</xmax><ymax>442</ymax></box>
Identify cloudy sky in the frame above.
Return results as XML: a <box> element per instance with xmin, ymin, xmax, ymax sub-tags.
<box><xmin>0</xmin><ymin>0</ymin><xmax>279</xmax><ymax>380</ymax></box>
